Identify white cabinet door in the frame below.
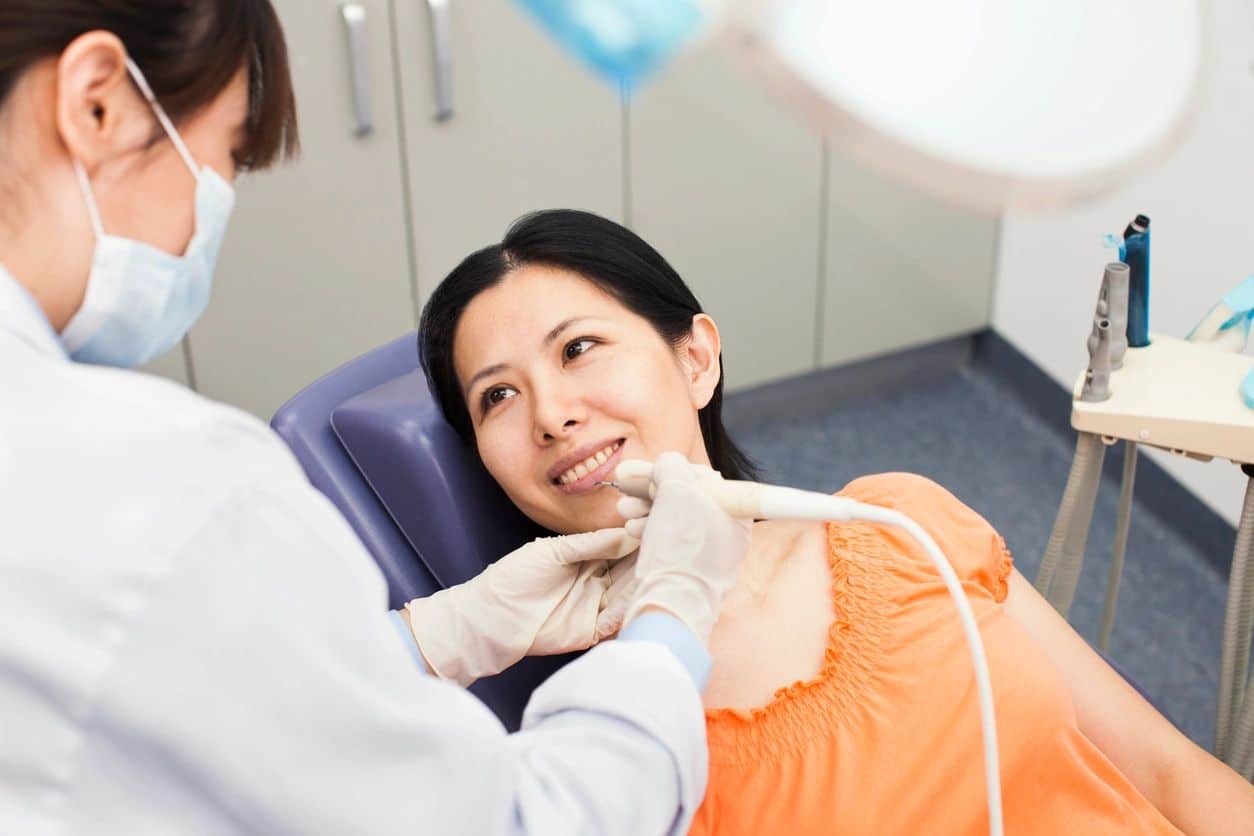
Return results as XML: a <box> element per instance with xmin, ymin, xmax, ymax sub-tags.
<box><xmin>629</xmin><ymin>51</ymin><xmax>824</xmax><ymax>391</ymax></box>
<box><xmin>189</xmin><ymin>0</ymin><xmax>418</xmax><ymax>420</ymax></box>
<box><xmin>391</xmin><ymin>0</ymin><xmax>623</xmax><ymax>307</ymax></box>
<box><xmin>821</xmin><ymin>148</ymin><xmax>998</xmax><ymax>366</ymax></box>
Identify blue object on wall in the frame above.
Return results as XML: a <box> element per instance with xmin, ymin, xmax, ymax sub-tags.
<box><xmin>514</xmin><ymin>0</ymin><xmax>705</xmax><ymax>89</ymax></box>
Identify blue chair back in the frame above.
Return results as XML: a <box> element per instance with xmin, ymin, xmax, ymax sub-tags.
<box><xmin>271</xmin><ymin>332</ymin><xmax>572</xmax><ymax>731</ymax></box>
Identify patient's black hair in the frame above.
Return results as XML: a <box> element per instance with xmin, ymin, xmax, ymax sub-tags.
<box><xmin>419</xmin><ymin>209</ymin><xmax>760</xmax><ymax>482</ymax></box>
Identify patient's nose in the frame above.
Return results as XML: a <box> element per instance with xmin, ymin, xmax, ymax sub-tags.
<box><xmin>540</xmin><ymin>418</ymin><xmax>579</xmax><ymax>443</ymax></box>
<box><xmin>532</xmin><ymin>384</ymin><xmax>585</xmax><ymax>444</ymax></box>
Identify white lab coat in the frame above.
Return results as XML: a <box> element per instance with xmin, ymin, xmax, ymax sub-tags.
<box><xmin>0</xmin><ymin>266</ymin><xmax>707</xmax><ymax>835</ymax></box>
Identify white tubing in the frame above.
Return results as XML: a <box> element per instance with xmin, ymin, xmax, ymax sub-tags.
<box><xmin>612</xmin><ymin>464</ymin><xmax>1004</xmax><ymax>835</ymax></box>
<box><xmin>758</xmin><ymin>486</ymin><xmax>1004</xmax><ymax>836</ymax></box>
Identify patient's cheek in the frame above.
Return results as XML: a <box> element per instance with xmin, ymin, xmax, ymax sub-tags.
<box><xmin>494</xmin><ymin>463</ymin><xmax>630</xmax><ymax>534</ymax></box>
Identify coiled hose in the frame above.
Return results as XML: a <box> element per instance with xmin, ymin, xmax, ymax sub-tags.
<box><xmin>1037</xmin><ymin>433</ymin><xmax>1106</xmax><ymax>618</ymax></box>
<box><xmin>1099</xmin><ymin>443</ymin><xmax>1137</xmax><ymax>653</ymax></box>
<box><xmin>1217</xmin><ymin>470</ymin><xmax>1254</xmax><ymax>765</ymax></box>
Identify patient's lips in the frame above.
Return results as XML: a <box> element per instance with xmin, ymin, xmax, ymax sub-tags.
<box><xmin>551</xmin><ymin>439</ymin><xmax>625</xmax><ymax>495</ymax></box>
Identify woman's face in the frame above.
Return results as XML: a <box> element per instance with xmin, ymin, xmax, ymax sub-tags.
<box><xmin>453</xmin><ymin>264</ymin><xmax>721</xmax><ymax>534</ymax></box>
<box><xmin>86</xmin><ymin>65</ymin><xmax>249</xmax><ymax>260</ymax></box>
<box><xmin>0</xmin><ymin>34</ymin><xmax>252</xmax><ymax>331</ymax></box>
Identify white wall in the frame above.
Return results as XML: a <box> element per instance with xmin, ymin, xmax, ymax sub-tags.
<box><xmin>994</xmin><ymin>0</ymin><xmax>1254</xmax><ymax>526</ymax></box>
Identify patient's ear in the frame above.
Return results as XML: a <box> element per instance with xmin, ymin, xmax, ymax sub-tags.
<box><xmin>681</xmin><ymin>314</ymin><xmax>722</xmax><ymax>410</ymax></box>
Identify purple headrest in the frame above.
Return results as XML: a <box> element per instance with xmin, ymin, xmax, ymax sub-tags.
<box><xmin>331</xmin><ymin>370</ymin><xmax>548</xmax><ymax>586</ymax></box>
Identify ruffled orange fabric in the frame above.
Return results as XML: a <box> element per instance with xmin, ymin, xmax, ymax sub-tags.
<box><xmin>690</xmin><ymin>473</ymin><xmax>1180</xmax><ymax>836</ymax></box>
<box><xmin>703</xmin><ymin>520</ymin><xmax>890</xmax><ymax>766</ymax></box>
<box><xmin>993</xmin><ymin>534</ymin><xmax>1014</xmax><ymax>603</ymax></box>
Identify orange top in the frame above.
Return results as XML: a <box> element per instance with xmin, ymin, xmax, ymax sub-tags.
<box><xmin>690</xmin><ymin>473</ymin><xmax>1180</xmax><ymax>836</ymax></box>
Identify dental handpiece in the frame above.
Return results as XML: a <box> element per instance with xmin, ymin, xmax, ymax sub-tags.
<box><xmin>602</xmin><ymin>459</ymin><xmax>1005</xmax><ymax>836</ymax></box>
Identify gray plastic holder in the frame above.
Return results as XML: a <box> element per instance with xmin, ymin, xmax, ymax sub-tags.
<box><xmin>1104</xmin><ymin>262</ymin><xmax>1130</xmax><ymax>369</ymax></box>
<box><xmin>1081</xmin><ymin>317</ymin><xmax>1114</xmax><ymax>402</ymax></box>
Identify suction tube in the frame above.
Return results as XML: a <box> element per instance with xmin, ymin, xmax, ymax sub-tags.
<box><xmin>610</xmin><ymin>462</ymin><xmax>1004</xmax><ymax>836</ymax></box>
<box><xmin>1036</xmin><ymin>433</ymin><xmax>1106</xmax><ymax>614</ymax></box>
<box><xmin>1217</xmin><ymin>471</ymin><xmax>1254</xmax><ymax>762</ymax></box>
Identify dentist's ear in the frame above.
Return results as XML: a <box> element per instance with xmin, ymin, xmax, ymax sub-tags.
<box><xmin>682</xmin><ymin>313</ymin><xmax>722</xmax><ymax>410</ymax></box>
<box><xmin>55</xmin><ymin>31</ymin><xmax>155</xmax><ymax>171</ymax></box>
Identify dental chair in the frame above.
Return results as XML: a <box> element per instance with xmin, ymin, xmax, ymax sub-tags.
<box><xmin>270</xmin><ymin>331</ymin><xmax>571</xmax><ymax>731</ymax></box>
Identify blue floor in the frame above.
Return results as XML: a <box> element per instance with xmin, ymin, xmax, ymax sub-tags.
<box><xmin>727</xmin><ymin>363</ymin><xmax>1230</xmax><ymax>749</ymax></box>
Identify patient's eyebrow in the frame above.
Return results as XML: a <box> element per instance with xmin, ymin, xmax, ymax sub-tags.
<box><xmin>463</xmin><ymin>317</ymin><xmax>602</xmax><ymax>399</ymax></box>
<box><xmin>463</xmin><ymin>360</ymin><xmax>506</xmax><ymax>401</ymax></box>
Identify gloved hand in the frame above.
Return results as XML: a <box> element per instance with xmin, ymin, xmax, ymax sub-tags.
<box><xmin>616</xmin><ymin>452</ymin><xmax>752</xmax><ymax>643</ymax></box>
<box><xmin>404</xmin><ymin>528</ymin><xmax>638</xmax><ymax>686</ymax></box>
<box><xmin>596</xmin><ymin>550</ymin><xmax>639</xmax><ymax>640</ymax></box>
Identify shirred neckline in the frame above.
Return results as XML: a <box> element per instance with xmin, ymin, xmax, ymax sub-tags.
<box><xmin>703</xmin><ymin>520</ymin><xmax>894</xmax><ymax>766</ymax></box>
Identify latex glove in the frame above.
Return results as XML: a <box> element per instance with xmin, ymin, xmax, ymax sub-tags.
<box><xmin>596</xmin><ymin>550</ymin><xmax>639</xmax><ymax>640</ymax></box>
<box><xmin>404</xmin><ymin>528</ymin><xmax>638</xmax><ymax>686</ymax></box>
<box><xmin>617</xmin><ymin>452</ymin><xmax>752</xmax><ymax>643</ymax></box>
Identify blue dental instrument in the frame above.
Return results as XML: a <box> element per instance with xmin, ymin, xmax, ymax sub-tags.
<box><xmin>1123</xmin><ymin>215</ymin><xmax>1152</xmax><ymax>348</ymax></box>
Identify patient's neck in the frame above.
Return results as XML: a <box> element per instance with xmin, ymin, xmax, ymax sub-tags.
<box><xmin>702</xmin><ymin>519</ymin><xmax>835</xmax><ymax>711</ymax></box>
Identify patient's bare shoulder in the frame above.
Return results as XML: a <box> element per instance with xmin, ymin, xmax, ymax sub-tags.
<box><xmin>702</xmin><ymin>519</ymin><xmax>834</xmax><ymax>710</ymax></box>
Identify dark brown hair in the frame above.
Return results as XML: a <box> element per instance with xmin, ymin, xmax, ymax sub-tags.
<box><xmin>419</xmin><ymin>209</ymin><xmax>761</xmax><ymax>482</ymax></box>
<box><xmin>0</xmin><ymin>0</ymin><xmax>298</xmax><ymax>170</ymax></box>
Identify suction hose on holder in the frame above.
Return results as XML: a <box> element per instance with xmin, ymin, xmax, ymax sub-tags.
<box><xmin>1036</xmin><ymin>433</ymin><xmax>1106</xmax><ymax>617</ymax></box>
<box><xmin>1217</xmin><ymin>467</ymin><xmax>1254</xmax><ymax>766</ymax></box>
<box><xmin>607</xmin><ymin>460</ymin><xmax>1005</xmax><ymax>836</ymax></box>
<box><xmin>1099</xmin><ymin>442</ymin><xmax>1138</xmax><ymax>654</ymax></box>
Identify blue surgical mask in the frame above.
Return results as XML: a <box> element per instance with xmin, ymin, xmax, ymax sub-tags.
<box><xmin>59</xmin><ymin>58</ymin><xmax>236</xmax><ymax>368</ymax></box>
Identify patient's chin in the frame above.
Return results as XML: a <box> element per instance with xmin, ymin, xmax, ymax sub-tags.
<box><xmin>516</xmin><ymin>492</ymin><xmax>624</xmax><ymax>535</ymax></box>
<box><xmin>542</xmin><ymin>508</ymin><xmax>624</xmax><ymax>536</ymax></box>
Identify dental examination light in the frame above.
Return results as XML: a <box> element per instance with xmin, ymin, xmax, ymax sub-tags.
<box><xmin>516</xmin><ymin>0</ymin><xmax>1207</xmax><ymax>213</ymax></box>
<box><xmin>603</xmin><ymin>460</ymin><xmax>1005</xmax><ymax>836</ymax></box>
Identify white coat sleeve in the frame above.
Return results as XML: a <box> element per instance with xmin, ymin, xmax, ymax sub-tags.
<box><xmin>62</xmin><ymin>481</ymin><xmax>708</xmax><ymax>836</ymax></box>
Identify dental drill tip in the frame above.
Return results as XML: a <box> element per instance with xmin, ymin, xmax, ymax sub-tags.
<box><xmin>595</xmin><ymin>481</ymin><xmax>619</xmax><ymax>490</ymax></box>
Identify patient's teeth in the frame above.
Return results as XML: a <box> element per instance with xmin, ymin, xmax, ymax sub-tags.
<box><xmin>556</xmin><ymin>442</ymin><xmax>626</xmax><ymax>489</ymax></box>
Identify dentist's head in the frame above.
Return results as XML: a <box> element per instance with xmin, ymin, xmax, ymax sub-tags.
<box><xmin>0</xmin><ymin>1</ymin><xmax>298</xmax><ymax>366</ymax></box>
<box><xmin>420</xmin><ymin>209</ymin><xmax>760</xmax><ymax>535</ymax></box>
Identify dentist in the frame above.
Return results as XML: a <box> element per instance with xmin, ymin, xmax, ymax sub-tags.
<box><xmin>0</xmin><ymin>3</ymin><xmax>750</xmax><ymax>833</ymax></box>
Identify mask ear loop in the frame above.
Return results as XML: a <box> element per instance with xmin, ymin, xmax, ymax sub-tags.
<box><xmin>124</xmin><ymin>57</ymin><xmax>201</xmax><ymax>179</ymax></box>
<box><xmin>72</xmin><ymin>159</ymin><xmax>105</xmax><ymax>239</ymax></box>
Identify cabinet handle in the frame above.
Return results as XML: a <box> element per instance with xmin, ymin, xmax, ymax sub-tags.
<box><xmin>427</xmin><ymin>0</ymin><xmax>454</xmax><ymax>121</ymax></box>
<box><xmin>339</xmin><ymin>2</ymin><xmax>374</xmax><ymax>136</ymax></box>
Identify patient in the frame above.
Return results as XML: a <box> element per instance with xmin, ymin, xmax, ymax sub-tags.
<box><xmin>418</xmin><ymin>210</ymin><xmax>1254</xmax><ymax>835</ymax></box>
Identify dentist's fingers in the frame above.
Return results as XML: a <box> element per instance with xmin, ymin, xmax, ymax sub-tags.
<box><xmin>607</xmin><ymin>550</ymin><xmax>637</xmax><ymax>589</ymax></box>
<box><xmin>597</xmin><ymin>566</ymin><xmax>639</xmax><ymax>641</ymax></box>
<box><xmin>616</xmin><ymin>496</ymin><xmax>652</xmax><ymax>520</ymax></box>
<box><xmin>545</xmin><ymin>527</ymin><xmax>639</xmax><ymax>565</ymax></box>
<box><xmin>624</xmin><ymin>516</ymin><xmax>648</xmax><ymax>540</ymax></box>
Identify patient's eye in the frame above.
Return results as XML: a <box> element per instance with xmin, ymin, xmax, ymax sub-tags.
<box><xmin>480</xmin><ymin>385</ymin><xmax>517</xmax><ymax>414</ymax></box>
<box><xmin>563</xmin><ymin>338</ymin><xmax>598</xmax><ymax>362</ymax></box>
